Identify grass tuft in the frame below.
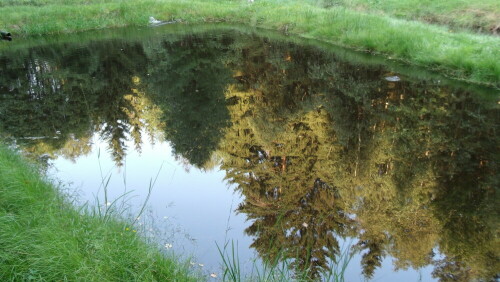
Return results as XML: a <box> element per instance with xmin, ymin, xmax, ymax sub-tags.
<box><xmin>0</xmin><ymin>146</ymin><xmax>199</xmax><ymax>281</ymax></box>
<box><xmin>217</xmin><ymin>239</ymin><xmax>355</xmax><ymax>281</ymax></box>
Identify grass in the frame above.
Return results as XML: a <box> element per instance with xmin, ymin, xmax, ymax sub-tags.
<box><xmin>216</xmin><ymin>239</ymin><xmax>354</xmax><ymax>281</ymax></box>
<box><xmin>0</xmin><ymin>0</ymin><xmax>498</xmax><ymax>88</ymax></box>
<box><xmin>303</xmin><ymin>0</ymin><xmax>500</xmax><ymax>34</ymax></box>
<box><xmin>0</xmin><ymin>145</ymin><xmax>199</xmax><ymax>281</ymax></box>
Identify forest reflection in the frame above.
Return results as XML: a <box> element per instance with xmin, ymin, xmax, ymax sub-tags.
<box><xmin>0</xmin><ymin>30</ymin><xmax>498</xmax><ymax>280</ymax></box>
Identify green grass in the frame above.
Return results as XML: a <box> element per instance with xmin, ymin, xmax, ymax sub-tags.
<box><xmin>0</xmin><ymin>0</ymin><xmax>498</xmax><ymax>88</ymax></box>
<box><xmin>216</xmin><ymin>239</ymin><xmax>354</xmax><ymax>281</ymax></box>
<box><xmin>0</xmin><ymin>146</ymin><xmax>199</xmax><ymax>281</ymax></box>
<box><xmin>304</xmin><ymin>0</ymin><xmax>500</xmax><ymax>34</ymax></box>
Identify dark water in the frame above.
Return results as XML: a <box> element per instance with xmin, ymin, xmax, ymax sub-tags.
<box><xmin>0</xmin><ymin>25</ymin><xmax>498</xmax><ymax>281</ymax></box>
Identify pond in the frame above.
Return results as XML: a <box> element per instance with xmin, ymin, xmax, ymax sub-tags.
<box><xmin>0</xmin><ymin>24</ymin><xmax>498</xmax><ymax>281</ymax></box>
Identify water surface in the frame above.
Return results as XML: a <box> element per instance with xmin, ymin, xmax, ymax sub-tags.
<box><xmin>0</xmin><ymin>25</ymin><xmax>498</xmax><ymax>281</ymax></box>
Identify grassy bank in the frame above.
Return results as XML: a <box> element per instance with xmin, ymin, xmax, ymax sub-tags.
<box><xmin>0</xmin><ymin>146</ymin><xmax>198</xmax><ymax>281</ymax></box>
<box><xmin>0</xmin><ymin>0</ymin><xmax>499</xmax><ymax>88</ymax></box>
<box><xmin>304</xmin><ymin>0</ymin><xmax>500</xmax><ymax>34</ymax></box>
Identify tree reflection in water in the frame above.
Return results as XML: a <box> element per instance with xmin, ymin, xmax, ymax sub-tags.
<box><xmin>0</xmin><ymin>29</ymin><xmax>498</xmax><ymax>280</ymax></box>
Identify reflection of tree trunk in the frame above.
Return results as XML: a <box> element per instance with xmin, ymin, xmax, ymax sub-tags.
<box><xmin>282</xmin><ymin>155</ymin><xmax>287</xmax><ymax>172</ymax></box>
<box><xmin>355</xmin><ymin>127</ymin><xmax>361</xmax><ymax>177</ymax></box>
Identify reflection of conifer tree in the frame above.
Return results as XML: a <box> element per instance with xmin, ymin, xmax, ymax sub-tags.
<box><xmin>356</xmin><ymin>81</ymin><xmax>498</xmax><ymax>279</ymax></box>
<box><xmin>144</xmin><ymin>34</ymin><xmax>232</xmax><ymax>168</ymax></box>
<box><xmin>0</xmin><ymin>46</ymin><xmax>95</xmax><ymax>163</ymax></box>
<box><xmin>0</xmin><ymin>40</ymin><xmax>152</xmax><ymax>166</ymax></box>
<box><xmin>219</xmin><ymin>34</ymin><xmax>498</xmax><ymax>280</ymax></box>
<box><xmin>357</xmin><ymin>236</ymin><xmax>385</xmax><ymax>278</ymax></box>
<box><xmin>432</xmin><ymin>257</ymin><xmax>473</xmax><ymax>281</ymax></box>
<box><xmin>220</xmin><ymin>37</ymin><xmax>358</xmax><ymax>278</ymax></box>
<box><xmin>384</xmin><ymin>84</ymin><xmax>499</xmax><ymax>279</ymax></box>
<box><xmin>90</xmin><ymin>41</ymin><xmax>149</xmax><ymax>165</ymax></box>
<box><xmin>122</xmin><ymin>78</ymin><xmax>166</xmax><ymax>152</ymax></box>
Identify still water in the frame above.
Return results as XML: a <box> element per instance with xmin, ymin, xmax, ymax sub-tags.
<box><xmin>0</xmin><ymin>25</ymin><xmax>498</xmax><ymax>281</ymax></box>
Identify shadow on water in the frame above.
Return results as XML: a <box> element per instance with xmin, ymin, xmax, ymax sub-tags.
<box><xmin>0</xmin><ymin>24</ymin><xmax>498</xmax><ymax>280</ymax></box>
